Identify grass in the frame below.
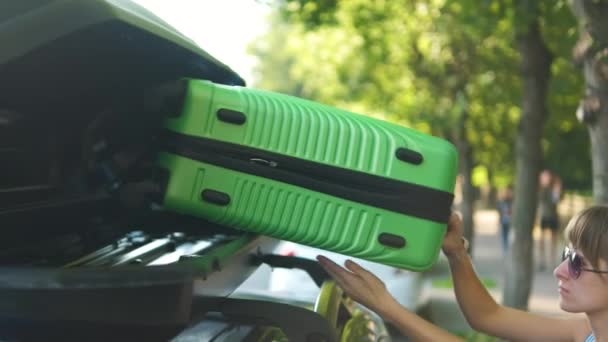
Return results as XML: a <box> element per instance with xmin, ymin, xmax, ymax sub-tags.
<box><xmin>432</xmin><ymin>277</ymin><xmax>497</xmax><ymax>289</ymax></box>
<box><xmin>457</xmin><ymin>331</ymin><xmax>504</xmax><ymax>341</ymax></box>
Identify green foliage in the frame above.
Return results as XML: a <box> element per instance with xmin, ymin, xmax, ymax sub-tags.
<box><xmin>461</xmin><ymin>331</ymin><xmax>503</xmax><ymax>342</ymax></box>
<box><xmin>250</xmin><ymin>0</ymin><xmax>589</xmax><ymax>190</ymax></box>
<box><xmin>454</xmin><ymin>330</ymin><xmax>501</xmax><ymax>341</ymax></box>
<box><xmin>276</xmin><ymin>0</ymin><xmax>338</xmax><ymax>28</ymax></box>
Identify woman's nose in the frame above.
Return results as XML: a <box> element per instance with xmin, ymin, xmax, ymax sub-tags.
<box><xmin>554</xmin><ymin>259</ymin><xmax>569</xmax><ymax>279</ymax></box>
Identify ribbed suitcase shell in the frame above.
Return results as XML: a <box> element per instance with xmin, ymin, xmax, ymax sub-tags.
<box><xmin>158</xmin><ymin>80</ymin><xmax>458</xmax><ymax>270</ymax></box>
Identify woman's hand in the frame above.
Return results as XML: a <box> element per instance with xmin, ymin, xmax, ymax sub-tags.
<box><xmin>441</xmin><ymin>211</ymin><xmax>467</xmax><ymax>258</ymax></box>
<box><xmin>317</xmin><ymin>254</ymin><xmax>466</xmax><ymax>342</ymax></box>
<box><xmin>316</xmin><ymin>256</ymin><xmax>397</xmax><ymax>316</ymax></box>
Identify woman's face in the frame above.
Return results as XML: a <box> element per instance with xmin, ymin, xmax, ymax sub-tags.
<box><xmin>554</xmin><ymin>248</ymin><xmax>608</xmax><ymax>314</ymax></box>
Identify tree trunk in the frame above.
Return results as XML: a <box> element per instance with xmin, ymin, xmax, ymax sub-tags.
<box><xmin>570</xmin><ymin>0</ymin><xmax>608</xmax><ymax>205</ymax></box>
<box><xmin>455</xmin><ymin>105</ymin><xmax>476</xmax><ymax>255</ymax></box>
<box><xmin>503</xmin><ymin>20</ymin><xmax>553</xmax><ymax>310</ymax></box>
<box><xmin>487</xmin><ymin>168</ymin><xmax>498</xmax><ymax>209</ymax></box>
<box><xmin>459</xmin><ymin>139</ymin><xmax>475</xmax><ymax>255</ymax></box>
<box><xmin>589</xmin><ymin>107</ymin><xmax>608</xmax><ymax>205</ymax></box>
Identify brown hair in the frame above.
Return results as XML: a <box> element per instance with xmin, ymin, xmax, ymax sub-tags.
<box><xmin>565</xmin><ymin>206</ymin><xmax>608</xmax><ymax>270</ymax></box>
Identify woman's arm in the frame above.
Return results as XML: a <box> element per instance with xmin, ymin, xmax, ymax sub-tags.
<box><xmin>444</xmin><ymin>213</ymin><xmax>585</xmax><ymax>341</ymax></box>
<box><xmin>318</xmin><ymin>211</ymin><xmax>586</xmax><ymax>341</ymax></box>
<box><xmin>317</xmin><ymin>255</ymin><xmax>463</xmax><ymax>341</ymax></box>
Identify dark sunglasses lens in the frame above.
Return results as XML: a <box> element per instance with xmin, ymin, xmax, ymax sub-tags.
<box><xmin>570</xmin><ymin>253</ymin><xmax>582</xmax><ymax>279</ymax></box>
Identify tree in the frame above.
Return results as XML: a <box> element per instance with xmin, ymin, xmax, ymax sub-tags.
<box><xmin>569</xmin><ymin>0</ymin><xmax>608</xmax><ymax>205</ymax></box>
<box><xmin>252</xmin><ymin>1</ymin><xmax>523</xmax><ymax>254</ymax></box>
<box><xmin>501</xmin><ymin>0</ymin><xmax>580</xmax><ymax>310</ymax></box>
<box><xmin>504</xmin><ymin>16</ymin><xmax>553</xmax><ymax>310</ymax></box>
<box><xmin>250</xmin><ymin>0</ymin><xmax>582</xmax><ymax>309</ymax></box>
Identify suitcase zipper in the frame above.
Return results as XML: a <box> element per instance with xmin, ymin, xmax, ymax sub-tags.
<box><xmin>164</xmin><ymin>132</ymin><xmax>453</xmax><ymax>223</ymax></box>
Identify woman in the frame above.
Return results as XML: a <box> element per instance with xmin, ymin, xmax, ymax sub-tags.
<box><xmin>317</xmin><ymin>206</ymin><xmax>608</xmax><ymax>341</ymax></box>
<box><xmin>538</xmin><ymin>169</ymin><xmax>563</xmax><ymax>270</ymax></box>
<box><xmin>496</xmin><ymin>185</ymin><xmax>513</xmax><ymax>255</ymax></box>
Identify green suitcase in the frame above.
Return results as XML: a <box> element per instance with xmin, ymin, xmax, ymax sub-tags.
<box><xmin>156</xmin><ymin>79</ymin><xmax>458</xmax><ymax>271</ymax></box>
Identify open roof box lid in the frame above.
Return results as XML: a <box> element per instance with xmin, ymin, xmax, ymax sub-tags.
<box><xmin>0</xmin><ymin>1</ymin><xmax>281</xmax><ymax>341</ymax></box>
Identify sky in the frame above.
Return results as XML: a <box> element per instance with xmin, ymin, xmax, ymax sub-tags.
<box><xmin>133</xmin><ymin>0</ymin><xmax>271</xmax><ymax>84</ymax></box>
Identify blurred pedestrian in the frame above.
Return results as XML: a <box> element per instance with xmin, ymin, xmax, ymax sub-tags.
<box><xmin>538</xmin><ymin>169</ymin><xmax>562</xmax><ymax>271</ymax></box>
<box><xmin>496</xmin><ymin>185</ymin><xmax>513</xmax><ymax>255</ymax></box>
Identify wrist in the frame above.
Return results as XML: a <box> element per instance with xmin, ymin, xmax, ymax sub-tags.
<box><xmin>375</xmin><ymin>296</ymin><xmax>401</xmax><ymax>321</ymax></box>
<box><xmin>444</xmin><ymin>237</ymin><xmax>469</xmax><ymax>259</ymax></box>
<box><xmin>446</xmin><ymin>248</ymin><xmax>469</xmax><ymax>264</ymax></box>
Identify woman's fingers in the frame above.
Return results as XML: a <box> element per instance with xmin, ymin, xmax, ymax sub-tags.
<box><xmin>318</xmin><ymin>256</ymin><xmax>380</xmax><ymax>294</ymax></box>
<box><xmin>318</xmin><ymin>256</ymin><xmax>387</xmax><ymax>309</ymax></box>
<box><xmin>320</xmin><ymin>257</ymin><xmax>366</xmax><ymax>282</ymax></box>
<box><xmin>344</xmin><ymin>259</ymin><xmax>365</xmax><ymax>273</ymax></box>
<box><xmin>317</xmin><ymin>255</ymin><xmax>344</xmax><ymax>273</ymax></box>
<box><xmin>344</xmin><ymin>259</ymin><xmax>375</xmax><ymax>278</ymax></box>
<box><xmin>448</xmin><ymin>211</ymin><xmax>463</xmax><ymax>233</ymax></box>
<box><xmin>344</xmin><ymin>259</ymin><xmax>385</xmax><ymax>289</ymax></box>
<box><xmin>317</xmin><ymin>255</ymin><xmax>346</xmax><ymax>277</ymax></box>
<box><xmin>317</xmin><ymin>255</ymin><xmax>359</xmax><ymax>289</ymax></box>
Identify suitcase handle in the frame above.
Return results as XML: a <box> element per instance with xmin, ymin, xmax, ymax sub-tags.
<box><xmin>254</xmin><ymin>253</ymin><xmax>330</xmax><ymax>287</ymax></box>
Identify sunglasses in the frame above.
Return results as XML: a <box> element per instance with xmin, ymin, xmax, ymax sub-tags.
<box><xmin>561</xmin><ymin>246</ymin><xmax>608</xmax><ymax>279</ymax></box>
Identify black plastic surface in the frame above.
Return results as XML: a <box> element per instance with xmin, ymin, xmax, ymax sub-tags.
<box><xmin>201</xmin><ymin>189</ymin><xmax>231</xmax><ymax>206</ymax></box>
<box><xmin>217</xmin><ymin>108</ymin><xmax>247</xmax><ymax>125</ymax></box>
<box><xmin>396</xmin><ymin>147</ymin><xmax>424</xmax><ymax>165</ymax></box>
<box><xmin>378</xmin><ymin>233</ymin><xmax>406</xmax><ymax>249</ymax></box>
